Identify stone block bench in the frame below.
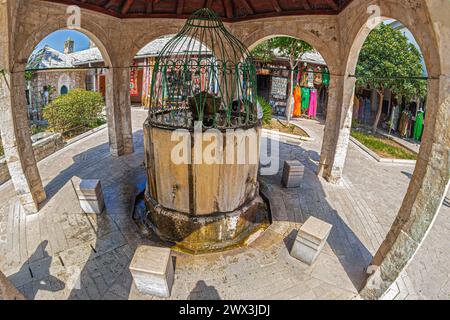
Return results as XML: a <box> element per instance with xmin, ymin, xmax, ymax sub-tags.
<box><xmin>129</xmin><ymin>246</ymin><xmax>174</xmax><ymax>298</ymax></box>
<box><xmin>282</xmin><ymin>160</ymin><xmax>305</xmax><ymax>188</ymax></box>
<box><xmin>72</xmin><ymin>179</ymin><xmax>105</xmax><ymax>214</ymax></box>
<box><xmin>290</xmin><ymin>216</ymin><xmax>332</xmax><ymax>265</ymax></box>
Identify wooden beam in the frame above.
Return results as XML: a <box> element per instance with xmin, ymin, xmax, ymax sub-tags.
<box><xmin>323</xmin><ymin>0</ymin><xmax>338</xmax><ymax>11</ymax></box>
<box><xmin>236</xmin><ymin>0</ymin><xmax>254</xmax><ymax>15</ymax></box>
<box><xmin>105</xmin><ymin>0</ymin><xmax>116</xmax><ymax>10</ymax></box>
<box><xmin>270</xmin><ymin>0</ymin><xmax>282</xmax><ymax>13</ymax></box>
<box><xmin>176</xmin><ymin>0</ymin><xmax>185</xmax><ymax>14</ymax></box>
<box><xmin>146</xmin><ymin>0</ymin><xmax>153</xmax><ymax>13</ymax></box>
<box><xmin>223</xmin><ymin>0</ymin><xmax>233</xmax><ymax>19</ymax></box>
<box><xmin>301</xmin><ymin>0</ymin><xmax>311</xmax><ymax>10</ymax></box>
<box><xmin>121</xmin><ymin>0</ymin><xmax>134</xmax><ymax>14</ymax></box>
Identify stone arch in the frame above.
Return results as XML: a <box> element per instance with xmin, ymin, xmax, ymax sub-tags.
<box><xmin>336</xmin><ymin>0</ymin><xmax>449</xmax><ymax>299</ymax></box>
<box><xmin>12</xmin><ymin>4</ymin><xmax>134</xmax><ymax>159</ymax></box>
<box><xmin>15</xmin><ymin>26</ymin><xmax>113</xmax><ymax>71</ymax></box>
<box><xmin>341</xmin><ymin>0</ymin><xmax>441</xmax><ymax>79</ymax></box>
<box><xmin>125</xmin><ymin>21</ymin><xmax>186</xmax><ymax>66</ymax></box>
<box><xmin>240</xmin><ymin>28</ymin><xmax>338</xmax><ymax>77</ymax></box>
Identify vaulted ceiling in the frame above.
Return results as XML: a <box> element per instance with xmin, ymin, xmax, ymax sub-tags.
<box><xmin>45</xmin><ymin>0</ymin><xmax>354</xmax><ymax>21</ymax></box>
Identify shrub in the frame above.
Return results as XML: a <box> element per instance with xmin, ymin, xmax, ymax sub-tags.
<box><xmin>0</xmin><ymin>138</ymin><xmax>3</xmax><ymax>157</ymax></box>
<box><xmin>43</xmin><ymin>89</ymin><xmax>105</xmax><ymax>134</ymax></box>
<box><xmin>257</xmin><ymin>96</ymin><xmax>273</xmax><ymax>125</ymax></box>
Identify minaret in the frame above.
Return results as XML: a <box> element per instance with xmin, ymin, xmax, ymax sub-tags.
<box><xmin>64</xmin><ymin>37</ymin><xmax>74</xmax><ymax>54</ymax></box>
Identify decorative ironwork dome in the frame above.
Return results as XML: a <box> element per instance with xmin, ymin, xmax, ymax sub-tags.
<box><xmin>149</xmin><ymin>8</ymin><xmax>257</xmax><ymax>130</ymax></box>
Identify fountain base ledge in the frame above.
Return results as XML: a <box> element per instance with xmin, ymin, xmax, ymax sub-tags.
<box><xmin>134</xmin><ymin>190</ymin><xmax>270</xmax><ymax>254</ymax></box>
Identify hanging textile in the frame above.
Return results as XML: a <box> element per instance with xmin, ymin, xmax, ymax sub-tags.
<box><xmin>391</xmin><ymin>105</ymin><xmax>401</xmax><ymax>132</ymax></box>
<box><xmin>399</xmin><ymin>110</ymin><xmax>412</xmax><ymax>138</ymax></box>
<box><xmin>307</xmin><ymin>68</ymin><xmax>314</xmax><ymax>88</ymax></box>
<box><xmin>363</xmin><ymin>98</ymin><xmax>371</xmax><ymax>125</ymax></box>
<box><xmin>297</xmin><ymin>65</ymin><xmax>302</xmax><ymax>85</ymax></box>
<box><xmin>322</xmin><ymin>68</ymin><xmax>330</xmax><ymax>87</ymax></box>
<box><xmin>314</xmin><ymin>67</ymin><xmax>322</xmax><ymax>85</ymax></box>
<box><xmin>413</xmin><ymin>111</ymin><xmax>424</xmax><ymax>141</ymax></box>
<box><xmin>300</xmin><ymin>65</ymin><xmax>308</xmax><ymax>87</ymax></box>
<box><xmin>293</xmin><ymin>86</ymin><xmax>302</xmax><ymax>117</ymax></box>
<box><xmin>130</xmin><ymin>62</ymin><xmax>139</xmax><ymax>97</ymax></box>
<box><xmin>301</xmin><ymin>87</ymin><xmax>310</xmax><ymax>111</ymax></box>
<box><xmin>142</xmin><ymin>58</ymin><xmax>153</xmax><ymax>107</ymax></box>
<box><xmin>358</xmin><ymin>97</ymin><xmax>364</xmax><ymax>121</ymax></box>
<box><xmin>407</xmin><ymin>112</ymin><xmax>413</xmax><ymax>138</ymax></box>
<box><xmin>308</xmin><ymin>89</ymin><xmax>318</xmax><ymax>118</ymax></box>
<box><xmin>353</xmin><ymin>96</ymin><xmax>360</xmax><ymax>120</ymax></box>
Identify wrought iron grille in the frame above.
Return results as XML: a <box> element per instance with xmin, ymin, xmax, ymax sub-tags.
<box><xmin>148</xmin><ymin>8</ymin><xmax>257</xmax><ymax>130</ymax></box>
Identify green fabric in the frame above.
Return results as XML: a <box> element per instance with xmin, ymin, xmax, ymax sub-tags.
<box><xmin>413</xmin><ymin>111</ymin><xmax>424</xmax><ymax>141</ymax></box>
<box><xmin>301</xmin><ymin>87</ymin><xmax>310</xmax><ymax>110</ymax></box>
<box><xmin>322</xmin><ymin>69</ymin><xmax>330</xmax><ymax>86</ymax></box>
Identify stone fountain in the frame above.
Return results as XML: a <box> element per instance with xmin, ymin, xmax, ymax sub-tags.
<box><xmin>133</xmin><ymin>8</ymin><xmax>269</xmax><ymax>254</ymax></box>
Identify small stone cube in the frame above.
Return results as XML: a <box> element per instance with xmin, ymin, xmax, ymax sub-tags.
<box><xmin>72</xmin><ymin>179</ymin><xmax>105</xmax><ymax>214</ymax></box>
<box><xmin>129</xmin><ymin>246</ymin><xmax>174</xmax><ymax>298</ymax></box>
<box><xmin>290</xmin><ymin>217</ymin><xmax>332</xmax><ymax>265</ymax></box>
<box><xmin>282</xmin><ymin>160</ymin><xmax>305</xmax><ymax>188</ymax></box>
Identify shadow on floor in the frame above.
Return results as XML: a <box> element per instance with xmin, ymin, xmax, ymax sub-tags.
<box><xmin>41</xmin><ymin>129</ymin><xmax>145</xmax><ymax>206</ymax></box>
<box><xmin>188</xmin><ymin>280</ymin><xmax>222</xmax><ymax>300</ymax></box>
<box><xmin>10</xmin><ymin>240</ymin><xmax>65</xmax><ymax>300</ymax></box>
<box><xmin>261</xmin><ymin>140</ymin><xmax>373</xmax><ymax>291</ymax></box>
<box><xmin>401</xmin><ymin>171</ymin><xmax>414</xmax><ymax>180</ymax></box>
<box><xmin>443</xmin><ymin>197</ymin><xmax>450</xmax><ymax>208</ymax></box>
<box><xmin>35</xmin><ymin>129</ymin><xmax>147</xmax><ymax>300</ymax></box>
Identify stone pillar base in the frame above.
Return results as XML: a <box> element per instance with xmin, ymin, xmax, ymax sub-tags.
<box><xmin>142</xmin><ymin>192</ymin><xmax>269</xmax><ymax>254</ymax></box>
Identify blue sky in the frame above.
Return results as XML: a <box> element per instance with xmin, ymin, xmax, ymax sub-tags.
<box><xmin>33</xmin><ymin>30</ymin><xmax>90</xmax><ymax>54</ymax></box>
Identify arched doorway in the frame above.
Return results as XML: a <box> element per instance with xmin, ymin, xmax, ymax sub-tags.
<box><xmin>60</xmin><ymin>85</ymin><xmax>68</xmax><ymax>95</ymax></box>
<box><xmin>341</xmin><ymin>13</ymin><xmax>448</xmax><ymax>299</ymax></box>
<box><xmin>249</xmin><ymin>36</ymin><xmax>331</xmax><ymax>122</ymax></box>
<box><xmin>26</xmin><ymin>29</ymin><xmax>109</xmax><ymax>139</ymax></box>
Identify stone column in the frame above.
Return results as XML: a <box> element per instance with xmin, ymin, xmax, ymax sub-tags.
<box><xmin>359</xmin><ymin>75</ymin><xmax>450</xmax><ymax>300</ymax></box>
<box><xmin>318</xmin><ymin>75</ymin><xmax>355</xmax><ymax>184</ymax></box>
<box><xmin>105</xmin><ymin>66</ymin><xmax>134</xmax><ymax>157</ymax></box>
<box><xmin>0</xmin><ymin>1</ymin><xmax>46</xmax><ymax>214</ymax></box>
<box><xmin>0</xmin><ymin>69</ymin><xmax>46</xmax><ymax>214</ymax></box>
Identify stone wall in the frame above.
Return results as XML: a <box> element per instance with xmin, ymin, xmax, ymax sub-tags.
<box><xmin>0</xmin><ymin>132</ymin><xmax>64</xmax><ymax>185</ymax></box>
<box><xmin>29</xmin><ymin>69</ymin><xmax>87</xmax><ymax>108</ymax></box>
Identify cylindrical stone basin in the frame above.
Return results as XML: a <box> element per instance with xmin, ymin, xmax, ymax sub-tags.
<box><xmin>143</xmin><ymin>116</ymin><xmax>267</xmax><ymax>253</ymax></box>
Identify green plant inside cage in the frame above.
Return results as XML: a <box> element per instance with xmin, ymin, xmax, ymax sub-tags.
<box><xmin>148</xmin><ymin>8</ymin><xmax>258</xmax><ymax>130</ymax></box>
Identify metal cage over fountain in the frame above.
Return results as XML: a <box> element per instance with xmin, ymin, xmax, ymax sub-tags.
<box><xmin>149</xmin><ymin>8</ymin><xmax>258</xmax><ymax>130</ymax></box>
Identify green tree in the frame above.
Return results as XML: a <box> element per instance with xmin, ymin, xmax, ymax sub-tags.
<box><xmin>252</xmin><ymin>37</ymin><xmax>313</xmax><ymax>123</ymax></box>
<box><xmin>252</xmin><ymin>41</ymin><xmax>274</xmax><ymax>64</ymax></box>
<box><xmin>356</xmin><ymin>23</ymin><xmax>426</xmax><ymax>132</ymax></box>
<box><xmin>43</xmin><ymin>89</ymin><xmax>105</xmax><ymax>134</ymax></box>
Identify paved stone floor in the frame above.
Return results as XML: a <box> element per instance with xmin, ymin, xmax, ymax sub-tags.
<box><xmin>0</xmin><ymin>108</ymin><xmax>448</xmax><ymax>300</ymax></box>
